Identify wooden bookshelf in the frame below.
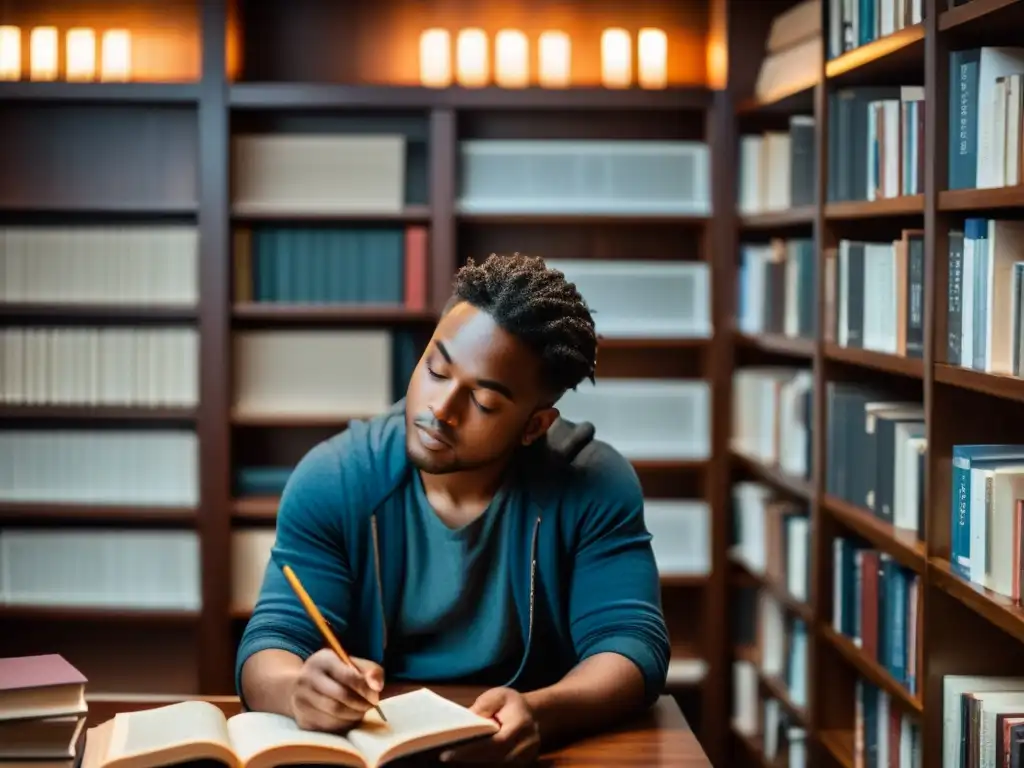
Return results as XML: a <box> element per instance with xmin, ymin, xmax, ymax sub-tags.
<box><xmin>727</xmin><ymin>0</ymin><xmax>1024</xmax><ymax>766</ymax></box>
<box><xmin>0</xmin><ymin>1</ymin><xmax>733</xmax><ymax>765</ymax></box>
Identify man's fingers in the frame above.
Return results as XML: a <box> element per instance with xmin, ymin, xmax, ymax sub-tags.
<box><xmin>318</xmin><ymin>655</ymin><xmax>380</xmax><ymax>704</ymax></box>
<box><xmin>311</xmin><ymin>673</ymin><xmax>371</xmax><ymax>713</ymax></box>
<box><xmin>469</xmin><ymin>688</ymin><xmax>507</xmax><ymax>717</ymax></box>
<box><xmin>353</xmin><ymin>657</ymin><xmax>385</xmax><ymax>693</ymax></box>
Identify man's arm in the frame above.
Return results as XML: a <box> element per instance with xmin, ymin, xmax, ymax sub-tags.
<box><xmin>530</xmin><ymin>466</ymin><xmax>670</xmax><ymax>743</ymax></box>
<box><xmin>236</xmin><ymin>440</ymin><xmax>356</xmax><ymax>714</ymax></box>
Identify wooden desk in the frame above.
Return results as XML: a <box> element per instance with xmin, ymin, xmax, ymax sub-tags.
<box><xmin>85</xmin><ymin>685</ymin><xmax>712</xmax><ymax>767</ymax></box>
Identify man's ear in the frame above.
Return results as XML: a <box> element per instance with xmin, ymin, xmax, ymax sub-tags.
<box><xmin>521</xmin><ymin>406</ymin><xmax>559</xmax><ymax>446</ymax></box>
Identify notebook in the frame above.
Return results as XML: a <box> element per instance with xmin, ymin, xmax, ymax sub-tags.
<box><xmin>81</xmin><ymin>687</ymin><xmax>500</xmax><ymax>768</ymax></box>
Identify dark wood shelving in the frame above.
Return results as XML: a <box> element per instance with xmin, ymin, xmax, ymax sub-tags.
<box><xmin>939</xmin><ymin>0</ymin><xmax>1024</xmax><ymax>32</ymax></box>
<box><xmin>760</xmin><ymin>672</ymin><xmax>807</xmax><ymax>724</ymax></box>
<box><xmin>0</xmin><ymin>304</ymin><xmax>198</xmax><ymax>324</ymax></box>
<box><xmin>232</xmin><ymin>303</ymin><xmax>437</xmax><ymax>325</ymax></box>
<box><xmin>454</xmin><ymin>211</ymin><xmax>710</xmax><ymax>225</ymax></box>
<box><xmin>231</xmin><ymin>204</ymin><xmax>431</xmax><ymax>223</ymax></box>
<box><xmin>660</xmin><ymin>574</ymin><xmax>710</xmax><ymax>588</ymax></box>
<box><xmin>817</xmin><ymin>730</ymin><xmax>855</xmax><ymax>768</ymax></box>
<box><xmin>631</xmin><ymin>459</ymin><xmax>710</xmax><ymax>472</ymax></box>
<box><xmin>0</xmin><ymin>203</ymin><xmax>198</xmax><ymax>218</ymax></box>
<box><xmin>818</xmin><ymin>623</ymin><xmax>923</xmax><ymax>715</ymax></box>
<box><xmin>734</xmin><ymin>331</ymin><xmax>816</xmax><ymax>358</ymax></box>
<box><xmin>825</xmin><ymin>24</ymin><xmax>925</xmax><ymax>83</ymax></box>
<box><xmin>938</xmin><ymin>186</ymin><xmax>1024</xmax><ymax>211</ymax></box>
<box><xmin>935</xmin><ymin>363</ymin><xmax>1024</xmax><ymax>402</ymax></box>
<box><xmin>733</xmin><ymin>556</ymin><xmax>814</xmax><ymax>623</ymax></box>
<box><xmin>822</xmin><ymin>495</ymin><xmax>926</xmax><ymax>573</ymax></box>
<box><xmin>229</xmin><ymin>84</ymin><xmax>713</xmax><ymax>111</ymax></box>
<box><xmin>736</xmin><ymin>85</ymin><xmax>816</xmax><ymax>116</ymax></box>
<box><xmin>730</xmin><ymin>450</ymin><xmax>813</xmax><ymax>500</ymax></box>
<box><xmin>229</xmin><ymin>411</ymin><xmax>369</xmax><ymax>427</ymax></box>
<box><xmin>824</xmin><ymin>195</ymin><xmax>925</xmax><ymax>219</ymax></box>
<box><xmin>0</xmin><ymin>82</ymin><xmax>201</xmax><ymax>104</ymax></box>
<box><xmin>0</xmin><ymin>605</ymin><xmax>200</xmax><ymax>622</ymax></box>
<box><xmin>928</xmin><ymin>558</ymin><xmax>1024</xmax><ymax>646</ymax></box>
<box><xmin>232</xmin><ymin>497</ymin><xmax>279</xmax><ymax>521</ymax></box>
<box><xmin>599</xmin><ymin>336</ymin><xmax>709</xmax><ymax>350</ymax></box>
<box><xmin>739</xmin><ymin>206</ymin><xmax>816</xmax><ymax>229</ymax></box>
<box><xmin>0</xmin><ymin>503</ymin><xmax>197</xmax><ymax>526</ymax></box>
<box><xmin>823</xmin><ymin>342</ymin><xmax>925</xmax><ymax>378</ymax></box>
<box><xmin>0</xmin><ymin>406</ymin><xmax>197</xmax><ymax>422</ymax></box>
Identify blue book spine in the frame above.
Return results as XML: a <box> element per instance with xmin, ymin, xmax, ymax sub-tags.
<box><xmin>949</xmin><ymin>49</ymin><xmax>980</xmax><ymax>190</ymax></box>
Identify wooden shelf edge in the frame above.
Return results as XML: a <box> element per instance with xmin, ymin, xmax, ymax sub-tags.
<box><xmin>731</xmin><ymin>555</ymin><xmax>814</xmax><ymax>622</ymax></box>
<box><xmin>734</xmin><ymin>331</ymin><xmax>816</xmax><ymax>358</ymax></box>
<box><xmin>454</xmin><ymin>211</ymin><xmax>709</xmax><ymax>224</ymax></box>
<box><xmin>824</xmin><ymin>342</ymin><xmax>925</xmax><ymax>378</ymax></box>
<box><xmin>231</xmin><ymin>204</ymin><xmax>431</xmax><ymax>222</ymax></box>
<box><xmin>939</xmin><ymin>186</ymin><xmax>1024</xmax><ymax>211</ymax></box>
<box><xmin>0</xmin><ymin>605</ymin><xmax>200</xmax><ymax>621</ymax></box>
<box><xmin>730</xmin><ymin>450</ymin><xmax>813</xmax><ymax>500</ymax></box>
<box><xmin>232</xmin><ymin>497</ymin><xmax>279</xmax><ymax>521</ymax></box>
<box><xmin>0</xmin><ymin>503</ymin><xmax>197</xmax><ymax>525</ymax></box>
<box><xmin>825</xmin><ymin>24</ymin><xmax>925</xmax><ymax>79</ymax></box>
<box><xmin>0</xmin><ymin>304</ymin><xmax>198</xmax><ymax>322</ymax></box>
<box><xmin>939</xmin><ymin>0</ymin><xmax>1024</xmax><ymax>30</ymax></box>
<box><xmin>817</xmin><ymin>730</ymin><xmax>855</xmax><ymax>768</ymax></box>
<box><xmin>824</xmin><ymin>195</ymin><xmax>925</xmax><ymax>219</ymax></box>
<box><xmin>231</xmin><ymin>303</ymin><xmax>438</xmax><ymax>324</ymax></box>
<box><xmin>818</xmin><ymin>623</ymin><xmax>923</xmax><ymax>715</ymax></box>
<box><xmin>0</xmin><ymin>82</ymin><xmax>201</xmax><ymax>103</ymax></box>
<box><xmin>928</xmin><ymin>558</ymin><xmax>1024</xmax><ymax>644</ymax></box>
<box><xmin>759</xmin><ymin>672</ymin><xmax>808</xmax><ymax>725</ymax></box>
<box><xmin>736</xmin><ymin>83</ymin><xmax>817</xmax><ymax>116</ymax></box>
<box><xmin>738</xmin><ymin>205</ymin><xmax>816</xmax><ymax>229</ymax></box>
<box><xmin>822</xmin><ymin>495</ymin><xmax>926</xmax><ymax>573</ymax></box>
<box><xmin>935</xmin><ymin>363</ymin><xmax>1024</xmax><ymax>402</ymax></box>
<box><xmin>0</xmin><ymin>405</ymin><xmax>197</xmax><ymax>421</ymax></box>
<box><xmin>228</xmin><ymin>83</ymin><xmax>713</xmax><ymax>111</ymax></box>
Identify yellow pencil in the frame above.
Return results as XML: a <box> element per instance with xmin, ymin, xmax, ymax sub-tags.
<box><xmin>281</xmin><ymin>563</ymin><xmax>388</xmax><ymax>723</ymax></box>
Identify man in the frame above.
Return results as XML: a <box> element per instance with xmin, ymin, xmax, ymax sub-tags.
<box><xmin>236</xmin><ymin>253</ymin><xmax>671</xmax><ymax>763</ymax></box>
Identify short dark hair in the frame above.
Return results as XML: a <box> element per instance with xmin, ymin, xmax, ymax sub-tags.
<box><xmin>447</xmin><ymin>253</ymin><xmax>598</xmax><ymax>396</ymax></box>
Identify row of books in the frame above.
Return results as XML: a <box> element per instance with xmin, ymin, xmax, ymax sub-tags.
<box><xmin>824</xmin><ymin>383</ymin><xmax>926</xmax><ymax>537</ymax></box>
<box><xmin>944</xmin><ymin>674</ymin><xmax>1024</xmax><ymax>768</ymax></box>
<box><xmin>949</xmin><ymin>444</ymin><xmax>1024</xmax><ymax>602</ymax></box>
<box><xmin>736</xmin><ymin>238</ymin><xmax>816</xmax><ymax>341</ymax></box>
<box><xmin>0</xmin><ymin>429</ymin><xmax>198</xmax><ymax>507</ymax></box>
<box><xmin>0</xmin><ymin>225</ymin><xmax>197</xmax><ymax>306</ymax></box>
<box><xmin>824</xmin><ymin>231</ymin><xmax>925</xmax><ymax>358</ymax></box>
<box><xmin>731</xmin><ymin>366</ymin><xmax>814</xmax><ymax>481</ymax></box>
<box><xmin>856</xmin><ymin>680</ymin><xmax>922</xmax><ymax>768</ymax></box>
<box><xmin>832</xmin><ymin>536</ymin><xmax>921</xmax><ymax>697</ymax></box>
<box><xmin>826</xmin><ymin>0</ymin><xmax>924</xmax><ymax>61</ymax></box>
<box><xmin>948</xmin><ymin>47</ymin><xmax>1024</xmax><ymax>191</ymax></box>
<box><xmin>737</xmin><ymin>118</ymin><xmax>816</xmax><ymax>214</ymax></box>
<box><xmin>233</xmin><ymin>225</ymin><xmax>428</xmax><ymax>309</ymax></box>
<box><xmin>0</xmin><ymin>327</ymin><xmax>198</xmax><ymax>408</ymax></box>
<box><xmin>731</xmin><ymin>481</ymin><xmax>811</xmax><ymax>607</ymax></box>
<box><xmin>945</xmin><ymin>217</ymin><xmax>1024</xmax><ymax>376</ymax></box>
<box><xmin>827</xmin><ymin>86</ymin><xmax>925</xmax><ymax>204</ymax></box>
<box><xmin>733</xmin><ymin>655</ymin><xmax>809</xmax><ymax>767</ymax></box>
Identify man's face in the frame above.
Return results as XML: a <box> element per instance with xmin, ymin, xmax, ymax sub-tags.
<box><xmin>404</xmin><ymin>301</ymin><xmax>558</xmax><ymax>474</ymax></box>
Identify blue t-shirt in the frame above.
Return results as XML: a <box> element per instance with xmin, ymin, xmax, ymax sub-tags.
<box><xmin>387</xmin><ymin>470</ymin><xmax>524</xmax><ymax>686</ymax></box>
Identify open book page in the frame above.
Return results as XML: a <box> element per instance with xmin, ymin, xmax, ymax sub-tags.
<box><xmin>225</xmin><ymin>712</ymin><xmax>365</xmax><ymax>768</ymax></box>
<box><xmin>346</xmin><ymin>688</ymin><xmax>500</xmax><ymax>768</ymax></box>
<box><xmin>103</xmin><ymin>701</ymin><xmax>237</xmax><ymax>768</ymax></box>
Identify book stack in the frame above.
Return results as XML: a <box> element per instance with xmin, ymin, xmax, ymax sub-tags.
<box><xmin>0</xmin><ymin>654</ymin><xmax>88</xmax><ymax>768</ymax></box>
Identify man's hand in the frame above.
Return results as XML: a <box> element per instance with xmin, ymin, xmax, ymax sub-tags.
<box><xmin>289</xmin><ymin>649</ymin><xmax>384</xmax><ymax>732</ymax></box>
<box><xmin>439</xmin><ymin>687</ymin><xmax>541</xmax><ymax>764</ymax></box>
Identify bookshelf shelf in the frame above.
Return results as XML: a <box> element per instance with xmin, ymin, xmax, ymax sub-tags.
<box><xmin>760</xmin><ymin>672</ymin><xmax>808</xmax><ymax>724</ymax></box>
<box><xmin>935</xmin><ymin>364</ymin><xmax>1024</xmax><ymax>402</ymax></box>
<box><xmin>823</xmin><ymin>343</ymin><xmax>925</xmax><ymax>378</ymax></box>
<box><xmin>824</xmin><ymin>24</ymin><xmax>925</xmax><ymax>83</ymax></box>
<box><xmin>824</xmin><ymin>195</ymin><xmax>925</xmax><ymax>219</ymax></box>
<box><xmin>938</xmin><ymin>0</ymin><xmax>1024</xmax><ymax>32</ymax></box>
<box><xmin>938</xmin><ymin>186</ymin><xmax>1024</xmax><ymax>211</ymax></box>
<box><xmin>731</xmin><ymin>451</ymin><xmax>813</xmax><ymax>500</ymax></box>
<box><xmin>0</xmin><ymin>503</ymin><xmax>198</xmax><ymax>526</ymax></box>
<box><xmin>736</xmin><ymin>85</ymin><xmax>816</xmax><ymax>116</ymax></box>
<box><xmin>231</xmin><ymin>497</ymin><xmax>278</xmax><ymax>521</ymax></box>
<box><xmin>231</xmin><ymin>205</ymin><xmax>431</xmax><ymax>223</ymax></box>
<box><xmin>818</xmin><ymin>730</ymin><xmax>854</xmax><ymax>768</ymax></box>
<box><xmin>661</xmin><ymin>574</ymin><xmax>710</xmax><ymax>587</ymax></box>
<box><xmin>0</xmin><ymin>304</ymin><xmax>198</xmax><ymax>324</ymax></box>
<box><xmin>0</xmin><ymin>82</ymin><xmax>201</xmax><ymax>104</ymax></box>
<box><xmin>229</xmin><ymin>411</ymin><xmax>368</xmax><ymax>427</ymax></box>
<box><xmin>0</xmin><ymin>606</ymin><xmax>201</xmax><ymax>622</ymax></box>
<box><xmin>599</xmin><ymin>337</ymin><xmax>710</xmax><ymax>350</ymax></box>
<box><xmin>228</xmin><ymin>84</ymin><xmax>714</xmax><ymax>112</ymax></box>
<box><xmin>928</xmin><ymin>558</ymin><xmax>1024</xmax><ymax>646</ymax></box>
<box><xmin>231</xmin><ymin>304</ymin><xmax>437</xmax><ymax>325</ymax></box>
<box><xmin>0</xmin><ymin>406</ymin><xmax>197</xmax><ymax>422</ymax></box>
<box><xmin>453</xmin><ymin>212</ymin><xmax>710</xmax><ymax>225</ymax></box>
<box><xmin>822</xmin><ymin>495</ymin><xmax>926</xmax><ymax>573</ymax></box>
<box><xmin>734</xmin><ymin>331</ymin><xmax>815</xmax><ymax>359</ymax></box>
<box><xmin>739</xmin><ymin>206</ymin><xmax>816</xmax><ymax>230</ymax></box>
<box><xmin>818</xmin><ymin>624</ymin><xmax>923</xmax><ymax>715</ymax></box>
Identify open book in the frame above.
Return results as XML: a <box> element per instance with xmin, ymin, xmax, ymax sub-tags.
<box><xmin>81</xmin><ymin>688</ymin><xmax>499</xmax><ymax>768</ymax></box>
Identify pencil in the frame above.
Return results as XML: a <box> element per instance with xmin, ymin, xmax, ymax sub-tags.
<box><xmin>281</xmin><ymin>563</ymin><xmax>388</xmax><ymax>723</ymax></box>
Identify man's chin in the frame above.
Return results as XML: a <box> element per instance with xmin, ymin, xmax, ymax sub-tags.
<box><xmin>405</xmin><ymin>443</ymin><xmax>460</xmax><ymax>475</ymax></box>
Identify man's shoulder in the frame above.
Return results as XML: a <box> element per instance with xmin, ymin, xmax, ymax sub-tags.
<box><xmin>281</xmin><ymin>403</ymin><xmax>409</xmax><ymax>522</ymax></box>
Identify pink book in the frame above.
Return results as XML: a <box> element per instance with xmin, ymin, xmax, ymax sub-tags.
<box><xmin>0</xmin><ymin>654</ymin><xmax>87</xmax><ymax>721</ymax></box>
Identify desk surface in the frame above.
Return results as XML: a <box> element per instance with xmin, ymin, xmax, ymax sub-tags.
<box><xmin>86</xmin><ymin>685</ymin><xmax>713</xmax><ymax>767</ymax></box>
